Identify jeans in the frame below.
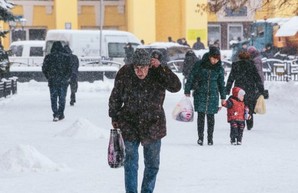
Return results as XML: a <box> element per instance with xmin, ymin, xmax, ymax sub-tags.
<box><xmin>49</xmin><ymin>85</ymin><xmax>68</xmax><ymax>118</ymax></box>
<box><xmin>124</xmin><ymin>140</ymin><xmax>161</xmax><ymax>193</ymax></box>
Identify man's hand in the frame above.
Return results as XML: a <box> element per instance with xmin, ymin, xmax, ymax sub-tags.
<box><xmin>150</xmin><ymin>58</ymin><xmax>161</xmax><ymax>68</ymax></box>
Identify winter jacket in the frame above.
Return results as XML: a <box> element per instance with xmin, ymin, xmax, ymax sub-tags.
<box><xmin>42</xmin><ymin>42</ymin><xmax>72</xmax><ymax>87</ymax></box>
<box><xmin>224</xmin><ymin>87</ymin><xmax>247</xmax><ymax>122</ymax></box>
<box><xmin>109</xmin><ymin>64</ymin><xmax>181</xmax><ymax>145</ymax></box>
<box><xmin>184</xmin><ymin>53</ymin><xmax>226</xmax><ymax>114</ymax></box>
<box><xmin>226</xmin><ymin>59</ymin><xmax>264</xmax><ymax>114</ymax></box>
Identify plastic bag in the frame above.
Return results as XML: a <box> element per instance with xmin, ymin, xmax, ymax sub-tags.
<box><xmin>172</xmin><ymin>97</ymin><xmax>194</xmax><ymax>122</ymax></box>
<box><xmin>108</xmin><ymin>128</ymin><xmax>125</xmax><ymax>168</ymax></box>
<box><xmin>254</xmin><ymin>95</ymin><xmax>266</xmax><ymax>114</ymax></box>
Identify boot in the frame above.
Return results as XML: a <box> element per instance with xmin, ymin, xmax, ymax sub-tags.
<box><xmin>197</xmin><ymin>136</ymin><xmax>203</xmax><ymax>146</ymax></box>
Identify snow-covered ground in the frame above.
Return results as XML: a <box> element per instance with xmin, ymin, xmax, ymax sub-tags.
<box><xmin>0</xmin><ymin>74</ymin><xmax>297</xmax><ymax>193</ymax></box>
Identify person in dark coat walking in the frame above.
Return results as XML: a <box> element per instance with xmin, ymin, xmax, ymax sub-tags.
<box><xmin>64</xmin><ymin>45</ymin><xmax>79</xmax><ymax>106</ymax></box>
<box><xmin>226</xmin><ymin>51</ymin><xmax>264</xmax><ymax>130</ymax></box>
<box><xmin>42</xmin><ymin>41</ymin><xmax>71</xmax><ymax>121</ymax></box>
<box><xmin>182</xmin><ymin>50</ymin><xmax>199</xmax><ymax>88</ymax></box>
<box><xmin>184</xmin><ymin>46</ymin><xmax>226</xmax><ymax>146</ymax></box>
<box><xmin>109</xmin><ymin>48</ymin><xmax>181</xmax><ymax>193</ymax></box>
<box><xmin>247</xmin><ymin>46</ymin><xmax>265</xmax><ymax>85</ymax></box>
<box><xmin>123</xmin><ymin>43</ymin><xmax>134</xmax><ymax>65</ymax></box>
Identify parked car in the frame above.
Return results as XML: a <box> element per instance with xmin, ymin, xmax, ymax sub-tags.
<box><xmin>8</xmin><ymin>40</ymin><xmax>45</xmax><ymax>66</ymax></box>
<box><xmin>136</xmin><ymin>42</ymin><xmax>190</xmax><ymax>72</ymax></box>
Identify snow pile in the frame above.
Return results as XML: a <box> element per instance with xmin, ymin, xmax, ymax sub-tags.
<box><xmin>0</xmin><ymin>145</ymin><xmax>66</xmax><ymax>172</ymax></box>
<box><xmin>54</xmin><ymin>118</ymin><xmax>109</xmax><ymax>140</ymax></box>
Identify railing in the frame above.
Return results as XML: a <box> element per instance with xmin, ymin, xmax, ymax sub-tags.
<box><xmin>0</xmin><ymin>77</ymin><xmax>18</xmax><ymax>99</ymax></box>
<box><xmin>262</xmin><ymin>58</ymin><xmax>298</xmax><ymax>81</ymax></box>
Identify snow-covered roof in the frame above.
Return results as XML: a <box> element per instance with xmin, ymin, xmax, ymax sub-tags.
<box><xmin>275</xmin><ymin>16</ymin><xmax>298</xmax><ymax>37</ymax></box>
<box><xmin>256</xmin><ymin>17</ymin><xmax>290</xmax><ymax>26</ymax></box>
<box><xmin>138</xmin><ymin>42</ymin><xmax>189</xmax><ymax>49</ymax></box>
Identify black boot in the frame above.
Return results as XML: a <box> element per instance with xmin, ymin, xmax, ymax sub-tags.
<box><xmin>197</xmin><ymin>137</ymin><xmax>203</xmax><ymax>146</ymax></box>
<box><xmin>207</xmin><ymin>138</ymin><xmax>213</xmax><ymax>146</ymax></box>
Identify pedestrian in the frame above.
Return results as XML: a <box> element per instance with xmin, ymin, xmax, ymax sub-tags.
<box><xmin>108</xmin><ymin>48</ymin><xmax>181</xmax><ymax>193</ymax></box>
<box><xmin>261</xmin><ymin>43</ymin><xmax>276</xmax><ymax>59</ymax></box>
<box><xmin>64</xmin><ymin>45</ymin><xmax>79</xmax><ymax>106</ymax></box>
<box><xmin>192</xmin><ymin>37</ymin><xmax>205</xmax><ymax>50</ymax></box>
<box><xmin>222</xmin><ymin>87</ymin><xmax>251</xmax><ymax>145</ymax></box>
<box><xmin>42</xmin><ymin>41</ymin><xmax>72</xmax><ymax>122</ymax></box>
<box><xmin>182</xmin><ymin>50</ymin><xmax>199</xmax><ymax>88</ymax></box>
<box><xmin>247</xmin><ymin>46</ymin><xmax>265</xmax><ymax>85</ymax></box>
<box><xmin>124</xmin><ymin>43</ymin><xmax>134</xmax><ymax>65</ymax></box>
<box><xmin>184</xmin><ymin>46</ymin><xmax>226</xmax><ymax>146</ymax></box>
<box><xmin>225</xmin><ymin>51</ymin><xmax>264</xmax><ymax>130</ymax></box>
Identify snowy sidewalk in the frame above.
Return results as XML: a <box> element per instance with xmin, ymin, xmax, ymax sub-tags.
<box><xmin>0</xmin><ymin>80</ymin><xmax>297</xmax><ymax>193</ymax></box>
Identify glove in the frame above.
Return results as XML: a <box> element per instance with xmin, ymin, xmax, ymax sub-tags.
<box><xmin>112</xmin><ymin>121</ymin><xmax>119</xmax><ymax>129</ymax></box>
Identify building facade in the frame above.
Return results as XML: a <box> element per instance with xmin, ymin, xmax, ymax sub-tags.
<box><xmin>2</xmin><ymin>0</ymin><xmax>297</xmax><ymax>49</ymax></box>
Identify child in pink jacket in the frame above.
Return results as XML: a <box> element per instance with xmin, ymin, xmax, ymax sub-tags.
<box><xmin>223</xmin><ymin>87</ymin><xmax>251</xmax><ymax>145</ymax></box>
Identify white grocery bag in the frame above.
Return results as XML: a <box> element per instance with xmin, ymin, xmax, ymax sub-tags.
<box><xmin>172</xmin><ymin>97</ymin><xmax>194</xmax><ymax>122</ymax></box>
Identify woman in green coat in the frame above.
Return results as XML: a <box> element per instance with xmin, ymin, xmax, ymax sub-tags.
<box><xmin>184</xmin><ymin>46</ymin><xmax>226</xmax><ymax>145</ymax></box>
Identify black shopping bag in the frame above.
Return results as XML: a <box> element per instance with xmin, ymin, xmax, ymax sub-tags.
<box><xmin>108</xmin><ymin>128</ymin><xmax>125</xmax><ymax>168</ymax></box>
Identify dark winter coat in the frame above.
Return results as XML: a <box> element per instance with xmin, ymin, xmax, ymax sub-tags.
<box><xmin>226</xmin><ymin>59</ymin><xmax>264</xmax><ymax>115</ymax></box>
<box><xmin>184</xmin><ymin>53</ymin><xmax>226</xmax><ymax>114</ymax></box>
<box><xmin>248</xmin><ymin>47</ymin><xmax>264</xmax><ymax>84</ymax></box>
<box><xmin>42</xmin><ymin>42</ymin><xmax>72</xmax><ymax>87</ymax></box>
<box><xmin>182</xmin><ymin>51</ymin><xmax>199</xmax><ymax>79</ymax></box>
<box><xmin>109</xmin><ymin>64</ymin><xmax>181</xmax><ymax>145</ymax></box>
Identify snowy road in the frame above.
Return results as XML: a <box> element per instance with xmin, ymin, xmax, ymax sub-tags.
<box><xmin>0</xmin><ymin>78</ymin><xmax>297</xmax><ymax>193</ymax></box>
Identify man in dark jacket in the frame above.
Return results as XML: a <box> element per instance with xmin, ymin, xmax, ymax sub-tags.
<box><xmin>64</xmin><ymin>45</ymin><xmax>79</xmax><ymax>106</ymax></box>
<box><xmin>109</xmin><ymin>48</ymin><xmax>181</xmax><ymax>193</ymax></box>
<box><xmin>42</xmin><ymin>41</ymin><xmax>71</xmax><ymax>121</ymax></box>
<box><xmin>192</xmin><ymin>37</ymin><xmax>205</xmax><ymax>50</ymax></box>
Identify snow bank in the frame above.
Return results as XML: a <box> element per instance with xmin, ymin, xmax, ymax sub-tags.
<box><xmin>54</xmin><ymin>118</ymin><xmax>109</xmax><ymax>140</ymax></box>
<box><xmin>0</xmin><ymin>145</ymin><xmax>67</xmax><ymax>172</ymax></box>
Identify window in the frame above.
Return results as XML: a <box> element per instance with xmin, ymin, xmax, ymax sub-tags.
<box><xmin>108</xmin><ymin>42</ymin><xmax>139</xmax><ymax>58</ymax></box>
<box><xmin>208</xmin><ymin>25</ymin><xmax>221</xmax><ymax>48</ymax></box>
<box><xmin>10</xmin><ymin>45</ymin><xmax>23</xmax><ymax>57</ymax></box>
<box><xmin>29</xmin><ymin>47</ymin><xmax>44</xmax><ymax>57</ymax></box>
<box><xmin>228</xmin><ymin>25</ymin><xmax>243</xmax><ymax>49</ymax></box>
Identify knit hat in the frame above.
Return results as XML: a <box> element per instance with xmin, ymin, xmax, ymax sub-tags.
<box><xmin>209</xmin><ymin>46</ymin><xmax>220</xmax><ymax>59</ymax></box>
<box><xmin>133</xmin><ymin>49</ymin><xmax>151</xmax><ymax>66</ymax></box>
<box><xmin>151</xmin><ymin>49</ymin><xmax>163</xmax><ymax>61</ymax></box>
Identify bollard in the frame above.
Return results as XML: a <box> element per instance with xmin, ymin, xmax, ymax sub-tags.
<box><xmin>0</xmin><ymin>81</ymin><xmax>4</xmax><ymax>98</ymax></box>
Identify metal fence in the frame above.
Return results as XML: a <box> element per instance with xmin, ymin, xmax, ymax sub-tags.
<box><xmin>262</xmin><ymin>58</ymin><xmax>298</xmax><ymax>81</ymax></box>
<box><xmin>0</xmin><ymin>77</ymin><xmax>18</xmax><ymax>99</ymax></box>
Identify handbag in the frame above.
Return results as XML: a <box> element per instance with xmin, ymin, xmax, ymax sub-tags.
<box><xmin>108</xmin><ymin>128</ymin><xmax>125</xmax><ymax>168</ymax></box>
<box><xmin>172</xmin><ymin>96</ymin><xmax>194</xmax><ymax>122</ymax></box>
<box><xmin>263</xmin><ymin>89</ymin><xmax>269</xmax><ymax>99</ymax></box>
<box><xmin>254</xmin><ymin>95</ymin><xmax>266</xmax><ymax>114</ymax></box>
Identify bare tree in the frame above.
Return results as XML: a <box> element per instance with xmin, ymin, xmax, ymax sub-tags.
<box><xmin>207</xmin><ymin>0</ymin><xmax>298</xmax><ymax>15</ymax></box>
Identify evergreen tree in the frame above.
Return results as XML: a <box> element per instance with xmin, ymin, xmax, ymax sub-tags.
<box><xmin>0</xmin><ymin>0</ymin><xmax>14</xmax><ymax>78</ymax></box>
<box><xmin>0</xmin><ymin>0</ymin><xmax>15</xmax><ymax>39</ymax></box>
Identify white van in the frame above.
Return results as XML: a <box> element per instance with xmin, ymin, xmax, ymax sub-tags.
<box><xmin>44</xmin><ymin>30</ymin><xmax>141</xmax><ymax>66</ymax></box>
<box><xmin>9</xmin><ymin>40</ymin><xmax>45</xmax><ymax>66</ymax></box>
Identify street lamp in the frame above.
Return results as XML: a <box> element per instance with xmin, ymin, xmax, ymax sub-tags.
<box><xmin>9</xmin><ymin>18</ymin><xmax>27</xmax><ymax>42</ymax></box>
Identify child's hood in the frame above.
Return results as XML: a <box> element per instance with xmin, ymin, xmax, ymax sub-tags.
<box><xmin>232</xmin><ymin>87</ymin><xmax>245</xmax><ymax>99</ymax></box>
